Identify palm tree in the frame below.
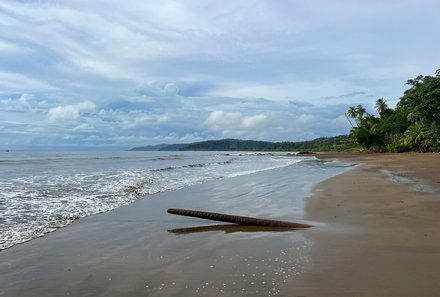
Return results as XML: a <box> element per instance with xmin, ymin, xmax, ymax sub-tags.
<box><xmin>375</xmin><ymin>98</ymin><xmax>389</xmax><ymax>117</ymax></box>
<box><xmin>355</xmin><ymin>104</ymin><xmax>367</xmax><ymax>118</ymax></box>
<box><xmin>347</xmin><ymin>106</ymin><xmax>357</xmax><ymax>119</ymax></box>
<box><xmin>347</xmin><ymin>104</ymin><xmax>367</xmax><ymax>125</ymax></box>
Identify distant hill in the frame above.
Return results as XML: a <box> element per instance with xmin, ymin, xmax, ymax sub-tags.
<box><xmin>130</xmin><ymin>143</ymin><xmax>170</xmax><ymax>151</ymax></box>
<box><xmin>130</xmin><ymin>135</ymin><xmax>354</xmax><ymax>152</ymax></box>
<box><xmin>181</xmin><ymin>139</ymin><xmax>274</xmax><ymax>151</ymax></box>
<box><xmin>130</xmin><ymin>143</ymin><xmax>187</xmax><ymax>151</ymax></box>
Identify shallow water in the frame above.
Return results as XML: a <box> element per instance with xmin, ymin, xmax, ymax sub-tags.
<box><xmin>0</xmin><ymin>154</ymin><xmax>354</xmax><ymax>296</ymax></box>
<box><xmin>0</xmin><ymin>151</ymin><xmax>315</xmax><ymax>250</ymax></box>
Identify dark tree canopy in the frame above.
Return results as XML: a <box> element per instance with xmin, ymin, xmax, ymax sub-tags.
<box><xmin>348</xmin><ymin>69</ymin><xmax>440</xmax><ymax>152</ymax></box>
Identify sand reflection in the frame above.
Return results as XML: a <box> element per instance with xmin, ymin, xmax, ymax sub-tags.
<box><xmin>168</xmin><ymin>224</ymin><xmax>299</xmax><ymax>234</ymax></box>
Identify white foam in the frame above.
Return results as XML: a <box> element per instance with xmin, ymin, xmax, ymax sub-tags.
<box><xmin>0</xmin><ymin>152</ymin><xmax>308</xmax><ymax>250</ymax></box>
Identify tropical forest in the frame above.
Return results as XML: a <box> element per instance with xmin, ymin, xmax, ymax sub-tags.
<box><xmin>347</xmin><ymin>69</ymin><xmax>440</xmax><ymax>152</ymax></box>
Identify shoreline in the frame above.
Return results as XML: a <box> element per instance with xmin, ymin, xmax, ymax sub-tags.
<box><xmin>0</xmin><ymin>160</ymin><xmax>339</xmax><ymax>297</ymax></box>
<box><xmin>1</xmin><ymin>152</ymin><xmax>439</xmax><ymax>296</ymax></box>
<box><xmin>290</xmin><ymin>152</ymin><xmax>440</xmax><ymax>296</ymax></box>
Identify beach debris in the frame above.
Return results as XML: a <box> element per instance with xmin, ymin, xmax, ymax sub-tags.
<box><xmin>296</xmin><ymin>151</ymin><xmax>314</xmax><ymax>155</ymax></box>
<box><xmin>167</xmin><ymin>208</ymin><xmax>311</xmax><ymax>228</ymax></box>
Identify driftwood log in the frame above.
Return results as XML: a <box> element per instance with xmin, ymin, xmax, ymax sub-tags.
<box><xmin>167</xmin><ymin>208</ymin><xmax>311</xmax><ymax>229</ymax></box>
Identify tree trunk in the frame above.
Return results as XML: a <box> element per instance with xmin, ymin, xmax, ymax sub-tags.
<box><xmin>167</xmin><ymin>208</ymin><xmax>311</xmax><ymax>228</ymax></box>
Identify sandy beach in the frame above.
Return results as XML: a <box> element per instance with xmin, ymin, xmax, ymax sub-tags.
<box><xmin>0</xmin><ymin>160</ymin><xmax>336</xmax><ymax>297</ymax></box>
<box><xmin>1</xmin><ymin>153</ymin><xmax>439</xmax><ymax>296</ymax></box>
<box><xmin>291</xmin><ymin>152</ymin><xmax>440</xmax><ymax>296</ymax></box>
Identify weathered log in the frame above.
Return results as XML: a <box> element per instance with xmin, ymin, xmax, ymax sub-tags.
<box><xmin>167</xmin><ymin>208</ymin><xmax>311</xmax><ymax>228</ymax></box>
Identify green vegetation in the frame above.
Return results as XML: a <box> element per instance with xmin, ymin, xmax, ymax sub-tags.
<box><xmin>266</xmin><ymin>135</ymin><xmax>356</xmax><ymax>152</ymax></box>
<box><xmin>180</xmin><ymin>139</ymin><xmax>273</xmax><ymax>151</ymax></box>
<box><xmin>348</xmin><ymin>69</ymin><xmax>440</xmax><ymax>152</ymax></box>
<box><xmin>130</xmin><ymin>135</ymin><xmax>356</xmax><ymax>152</ymax></box>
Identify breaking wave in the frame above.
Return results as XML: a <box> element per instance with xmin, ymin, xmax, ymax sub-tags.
<box><xmin>0</xmin><ymin>151</ymin><xmax>307</xmax><ymax>250</ymax></box>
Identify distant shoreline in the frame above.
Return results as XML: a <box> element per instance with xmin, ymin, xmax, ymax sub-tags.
<box><xmin>129</xmin><ymin>135</ymin><xmax>353</xmax><ymax>152</ymax></box>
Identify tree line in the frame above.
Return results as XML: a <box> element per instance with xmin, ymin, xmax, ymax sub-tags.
<box><xmin>348</xmin><ymin>69</ymin><xmax>440</xmax><ymax>152</ymax></box>
<box><xmin>130</xmin><ymin>135</ymin><xmax>354</xmax><ymax>152</ymax></box>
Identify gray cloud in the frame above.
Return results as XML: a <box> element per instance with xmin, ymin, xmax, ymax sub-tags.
<box><xmin>0</xmin><ymin>0</ymin><xmax>439</xmax><ymax>147</ymax></box>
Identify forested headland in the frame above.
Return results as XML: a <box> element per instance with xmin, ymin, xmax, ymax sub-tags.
<box><xmin>132</xmin><ymin>70</ymin><xmax>439</xmax><ymax>153</ymax></box>
<box><xmin>347</xmin><ymin>69</ymin><xmax>440</xmax><ymax>152</ymax></box>
<box><xmin>130</xmin><ymin>135</ymin><xmax>354</xmax><ymax>152</ymax></box>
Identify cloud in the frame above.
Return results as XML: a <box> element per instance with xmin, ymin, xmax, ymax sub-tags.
<box><xmin>205</xmin><ymin>110</ymin><xmax>268</xmax><ymax>131</ymax></box>
<box><xmin>18</xmin><ymin>93</ymin><xmax>32</xmax><ymax>104</ymax></box>
<box><xmin>296</xmin><ymin>114</ymin><xmax>320</xmax><ymax>125</ymax></box>
<box><xmin>1</xmin><ymin>1</ymin><xmax>439</xmax><ymax>147</ymax></box>
<box><xmin>0</xmin><ymin>93</ymin><xmax>51</xmax><ymax>113</ymax></box>
<box><xmin>135</xmin><ymin>82</ymin><xmax>180</xmax><ymax>98</ymax></box>
<box><xmin>48</xmin><ymin>101</ymin><xmax>96</xmax><ymax>121</ymax></box>
<box><xmin>2</xmin><ymin>0</ymin><xmax>436</xmax><ymax>101</ymax></box>
<box><xmin>0</xmin><ymin>40</ymin><xmax>27</xmax><ymax>53</ymax></box>
<box><xmin>0</xmin><ymin>72</ymin><xmax>55</xmax><ymax>92</ymax></box>
<box><xmin>121</xmin><ymin>112</ymin><xmax>170</xmax><ymax>129</ymax></box>
<box><xmin>72</xmin><ymin>123</ymin><xmax>90</xmax><ymax>131</ymax></box>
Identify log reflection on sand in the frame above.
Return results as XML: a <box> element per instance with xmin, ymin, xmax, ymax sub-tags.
<box><xmin>168</xmin><ymin>224</ymin><xmax>299</xmax><ymax>235</ymax></box>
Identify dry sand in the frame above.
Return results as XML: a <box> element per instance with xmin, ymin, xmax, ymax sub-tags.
<box><xmin>290</xmin><ymin>152</ymin><xmax>440</xmax><ymax>296</ymax></box>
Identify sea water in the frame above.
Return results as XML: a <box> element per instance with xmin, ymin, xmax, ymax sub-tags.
<box><xmin>0</xmin><ymin>150</ymin><xmax>350</xmax><ymax>250</ymax></box>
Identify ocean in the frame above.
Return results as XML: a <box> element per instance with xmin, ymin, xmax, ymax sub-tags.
<box><xmin>0</xmin><ymin>150</ymin><xmax>351</xmax><ymax>251</ymax></box>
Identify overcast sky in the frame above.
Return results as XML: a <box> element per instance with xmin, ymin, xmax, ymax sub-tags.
<box><xmin>1</xmin><ymin>0</ymin><xmax>439</xmax><ymax>149</ymax></box>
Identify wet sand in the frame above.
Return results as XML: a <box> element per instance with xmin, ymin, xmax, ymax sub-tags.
<box><xmin>291</xmin><ymin>152</ymin><xmax>440</xmax><ymax>296</ymax></box>
<box><xmin>1</xmin><ymin>153</ymin><xmax>439</xmax><ymax>297</ymax></box>
<box><xmin>0</xmin><ymin>161</ymin><xmax>336</xmax><ymax>297</ymax></box>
